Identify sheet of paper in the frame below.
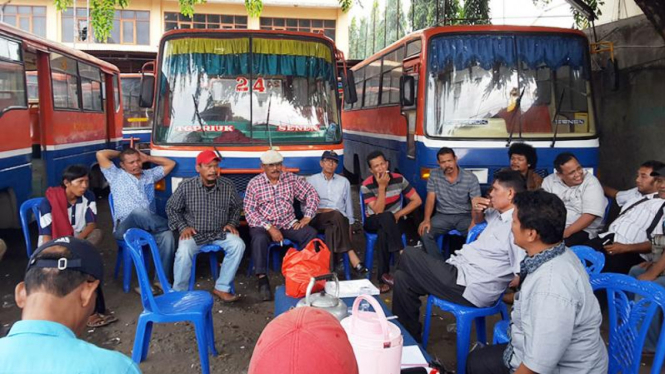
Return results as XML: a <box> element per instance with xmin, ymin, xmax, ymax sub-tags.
<box><xmin>401</xmin><ymin>345</ymin><xmax>429</xmax><ymax>367</ymax></box>
<box><xmin>324</xmin><ymin>279</ymin><xmax>379</xmax><ymax>298</ymax></box>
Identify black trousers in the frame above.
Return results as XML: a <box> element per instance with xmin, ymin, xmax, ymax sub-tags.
<box><xmin>364</xmin><ymin>212</ymin><xmax>407</xmax><ymax>281</ymax></box>
<box><xmin>564</xmin><ymin>230</ymin><xmax>589</xmax><ymax>247</ymax></box>
<box><xmin>466</xmin><ymin>343</ymin><xmax>510</xmax><ymax>374</ymax></box>
<box><xmin>310</xmin><ymin>210</ymin><xmax>352</xmax><ymax>254</ymax></box>
<box><xmin>249</xmin><ymin>226</ymin><xmax>318</xmax><ymax>275</ymax></box>
<box><xmin>392</xmin><ymin>247</ymin><xmax>474</xmax><ymax>341</ymax></box>
<box><xmin>586</xmin><ymin>236</ymin><xmax>644</xmax><ymax>274</ymax></box>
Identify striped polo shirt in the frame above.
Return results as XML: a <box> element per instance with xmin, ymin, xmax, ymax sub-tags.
<box><xmin>360</xmin><ymin>172</ymin><xmax>416</xmax><ymax>216</ymax></box>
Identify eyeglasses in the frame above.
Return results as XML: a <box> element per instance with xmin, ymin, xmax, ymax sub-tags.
<box><xmin>322</xmin><ymin>159</ymin><xmax>338</xmax><ymax>164</ymax></box>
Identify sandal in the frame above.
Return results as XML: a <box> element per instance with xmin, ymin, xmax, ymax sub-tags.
<box><xmin>379</xmin><ymin>283</ymin><xmax>392</xmax><ymax>294</ymax></box>
<box><xmin>87</xmin><ymin>313</ymin><xmax>118</xmax><ymax>328</ymax></box>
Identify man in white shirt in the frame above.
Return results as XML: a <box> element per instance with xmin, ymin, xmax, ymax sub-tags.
<box><xmin>602</xmin><ymin>160</ymin><xmax>665</xmax><ymax>222</ymax></box>
<box><xmin>542</xmin><ymin>152</ymin><xmax>607</xmax><ymax>246</ymax></box>
<box><xmin>393</xmin><ymin>170</ymin><xmax>526</xmax><ymax>341</ymax></box>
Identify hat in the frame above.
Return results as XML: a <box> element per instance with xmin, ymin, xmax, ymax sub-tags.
<box><xmin>196</xmin><ymin>150</ymin><xmax>220</xmax><ymax>165</ymax></box>
<box><xmin>248</xmin><ymin>307</ymin><xmax>358</xmax><ymax>374</ymax></box>
<box><xmin>321</xmin><ymin>150</ymin><xmax>339</xmax><ymax>162</ymax></box>
<box><xmin>260</xmin><ymin>149</ymin><xmax>284</xmax><ymax>164</ymax></box>
<box><xmin>651</xmin><ymin>166</ymin><xmax>665</xmax><ymax>177</ymax></box>
<box><xmin>27</xmin><ymin>236</ymin><xmax>104</xmax><ymax>282</ymax></box>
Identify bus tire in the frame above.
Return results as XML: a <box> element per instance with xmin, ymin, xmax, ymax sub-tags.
<box><xmin>0</xmin><ymin>189</ymin><xmax>19</xmax><ymax>229</ymax></box>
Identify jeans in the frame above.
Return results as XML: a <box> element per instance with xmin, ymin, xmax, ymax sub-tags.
<box><xmin>114</xmin><ymin>208</ymin><xmax>176</xmax><ymax>278</ymax></box>
<box><xmin>628</xmin><ymin>265</ymin><xmax>664</xmax><ymax>352</ymax></box>
<box><xmin>172</xmin><ymin>235</ymin><xmax>246</xmax><ymax>292</ymax></box>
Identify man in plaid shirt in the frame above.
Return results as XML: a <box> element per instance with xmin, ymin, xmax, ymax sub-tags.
<box><xmin>244</xmin><ymin>150</ymin><xmax>319</xmax><ymax>301</ymax></box>
<box><xmin>166</xmin><ymin>151</ymin><xmax>245</xmax><ymax>302</ymax></box>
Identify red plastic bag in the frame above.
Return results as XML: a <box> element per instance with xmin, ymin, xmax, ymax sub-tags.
<box><xmin>282</xmin><ymin>238</ymin><xmax>331</xmax><ymax>298</ymax></box>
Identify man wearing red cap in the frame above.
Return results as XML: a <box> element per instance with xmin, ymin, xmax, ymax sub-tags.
<box><xmin>166</xmin><ymin>150</ymin><xmax>244</xmax><ymax>302</ymax></box>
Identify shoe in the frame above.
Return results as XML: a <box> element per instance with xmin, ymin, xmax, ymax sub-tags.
<box><xmin>353</xmin><ymin>263</ymin><xmax>369</xmax><ymax>276</ymax></box>
<box><xmin>87</xmin><ymin>313</ymin><xmax>118</xmax><ymax>328</ymax></box>
<box><xmin>381</xmin><ymin>273</ymin><xmax>395</xmax><ymax>287</ymax></box>
<box><xmin>134</xmin><ymin>285</ymin><xmax>156</xmax><ymax>296</ymax></box>
<box><xmin>379</xmin><ymin>283</ymin><xmax>392</xmax><ymax>294</ymax></box>
<box><xmin>259</xmin><ymin>283</ymin><xmax>273</xmax><ymax>301</ymax></box>
<box><xmin>213</xmin><ymin>289</ymin><xmax>240</xmax><ymax>303</ymax></box>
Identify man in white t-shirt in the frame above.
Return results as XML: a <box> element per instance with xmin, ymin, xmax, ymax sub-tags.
<box><xmin>602</xmin><ymin>160</ymin><xmax>664</xmax><ymax>222</ymax></box>
<box><xmin>542</xmin><ymin>152</ymin><xmax>606</xmax><ymax>247</ymax></box>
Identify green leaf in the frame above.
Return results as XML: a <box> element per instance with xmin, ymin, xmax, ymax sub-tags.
<box><xmin>245</xmin><ymin>0</ymin><xmax>263</xmax><ymax>18</ymax></box>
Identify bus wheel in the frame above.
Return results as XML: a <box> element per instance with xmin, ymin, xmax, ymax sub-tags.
<box><xmin>0</xmin><ymin>189</ymin><xmax>19</xmax><ymax>229</ymax></box>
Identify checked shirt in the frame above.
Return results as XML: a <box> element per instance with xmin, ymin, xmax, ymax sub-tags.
<box><xmin>166</xmin><ymin>176</ymin><xmax>242</xmax><ymax>246</ymax></box>
<box><xmin>244</xmin><ymin>172</ymin><xmax>319</xmax><ymax>230</ymax></box>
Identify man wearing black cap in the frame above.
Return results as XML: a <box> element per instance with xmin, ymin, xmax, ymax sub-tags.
<box><xmin>0</xmin><ymin>237</ymin><xmax>140</xmax><ymax>373</ymax></box>
<box><xmin>307</xmin><ymin>151</ymin><xmax>368</xmax><ymax>275</ymax></box>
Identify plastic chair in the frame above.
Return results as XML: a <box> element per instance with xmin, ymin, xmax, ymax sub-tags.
<box><xmin>590</xmin><ymin>273</ymin><xmax>665</xmax><ymax>374</ymax></box>
<box><xmin>435</xmin><ymin>229</ymin><xmax>464</xmax><ymax>259</ymax></box>
<box><xmin>317</xmin><ymin>233</ymin><xmax>351</xmax><ymax>280</ymax></box>
<box><xmin>359</xmin><ymin>190</ymin><xmax>407</xmax><ymax>280</ymax></box>
<box><xmin>422</xmin><ymin>221</ymin><xmax>508</xmax><ymax>374</ymax></box>
<box><xmin>19</xmin><ymin>197</ymin><xmax>44</xmax><ymax>258</ymax></box>
<box><xmin>188</xmin><ymin>244</ymin><xmax>235</xmax><ymax>294</ymax></box>
<box><xmin>570</xmin><ymin>245</ymin><xmax>605</xmax><ymax>275</ymax></box>
<box><xmin>124</xmin><ymin>228</ymin><xmax>217</xmax><ymax>374</ymax></box>
<box><xmin>246</xmin><ymin>239</ymin><xmax>297</xmax><ymax>276</ymax></box>
<box><xmin>109</xmin><ymin>193</ymin><xmax>134</xmax><ymax>293</ymax></box>
<box><xmin>492</xmin><ymin>319</ymin><xmax>510</xmax><ymax>344</ymax></box>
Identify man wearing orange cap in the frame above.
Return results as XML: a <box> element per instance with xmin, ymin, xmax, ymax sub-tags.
<box><xmin>166</xmin><ymin>150</ymin><xmax>244</xmax><ymax>302</ymax></box>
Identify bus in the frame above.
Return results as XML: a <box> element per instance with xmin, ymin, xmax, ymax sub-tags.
<box><xmin>139</xmin><ymin>29</ymin><xmax>355</xmax><ymax>213</ymax></box>
<box><xmin>342</xmin><ymin>25</ymin><xmax>599</xmax><ymax>196</ymax></box>
<box><xmin>121</xmin><ymin>73</ymin><xmax>153</xmax><ymax>148</ymax></box>
<box><xmin>0</xmin><ymin>23</ymin><xmax>123</xmax><ymax>229</ymax></box>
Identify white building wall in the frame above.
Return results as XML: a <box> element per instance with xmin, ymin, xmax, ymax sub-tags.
<box><xmin>595</xmin><ymin>0</ymin><xmax>644</xmax><ymax>25</ymax></box>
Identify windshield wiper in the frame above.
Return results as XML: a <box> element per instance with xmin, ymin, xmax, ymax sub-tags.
<box><xmin>192</xmin><ymin>94</ymin><xmax>223</xmax><ymax>160</ymax></box>
<box><xmin>506</xmin><ymin>88</ymin><xmax>525</xmax><ymax>147</ymax></box>
<box><xmin>550</xmin><ymin>89</ymin><xmax>566</xmax><ymax>148</ymax></box>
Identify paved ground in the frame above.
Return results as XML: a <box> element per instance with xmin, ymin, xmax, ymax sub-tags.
<box><xmin>0</xmin><ymin>188</ymin><xmax>656</xmax><ymax>373</ymax></box>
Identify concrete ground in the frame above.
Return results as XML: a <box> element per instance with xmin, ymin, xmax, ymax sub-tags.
<box><xmin>0</xmin><ymin>189</ymin><xmax>657</xmax><ymax>373</ymax></box>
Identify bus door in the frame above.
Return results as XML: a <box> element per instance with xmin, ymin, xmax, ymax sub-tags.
<box><xmin>399</xmin><ymin>55</ymin><xmax>420</xmax><ymax>183</ymax></box>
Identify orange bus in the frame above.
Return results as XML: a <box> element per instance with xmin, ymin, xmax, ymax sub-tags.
<box><xmin>0</xmin><ymin>23</ymin><xmax>123</xmax><ymax>228</ymax></box>
<box><xmin>343</xmin><ymin>25</ymin><xmax>599</xmax><ymax>195</ymax></box>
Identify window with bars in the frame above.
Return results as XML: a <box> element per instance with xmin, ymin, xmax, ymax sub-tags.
<box><xmin>259</xmin><ymin>18</ymin><xmax>336</xmax><ymax>41</ymax></box>
<box><xmin>164</xmin><ymin>12</ymin><xmax>248</xmax><ymax>31</ymax></box>
<box><xmin>1</xmin><ymin>5</ymin><xmax>46</xmax><ymax>38</ymax></box>
<box><xmin>62</xmin><ymin>9</ymin><xmax>149</xmax><ymax>45</ymax></box>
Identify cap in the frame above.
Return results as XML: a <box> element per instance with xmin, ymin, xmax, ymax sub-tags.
<box><xmin>321</xmin><ymin>150</ymin><xmax>339</xmax><ymax>162</ymax></box>
<box><xmin>27</xmin><ymin>236</ymin><xmax>104</xmax><ymax>282</ymax></box>
<box><xmin>651</xmin><ymin>166</ymin><xmax>665</xmax><ymax>177</ymax></box>
<box><xmin>260</xmin><ymin>149</ymin><xmax>284</xmax><ymax>164</ymax></box>
<box><xmin>196</xmin><ymin>150</ymin><xmax>221</xmax><ymax>165</ymax></box>
<box><xmin>248</xmin><ymin>307</ymin><xmax>358</xmax><ymax>374</ymax></box>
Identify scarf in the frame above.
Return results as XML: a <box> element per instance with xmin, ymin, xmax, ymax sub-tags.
<box><xmin>44</xmin><ymin>186</ymin><xmax>74</xmax><ymax>238</ymax></box>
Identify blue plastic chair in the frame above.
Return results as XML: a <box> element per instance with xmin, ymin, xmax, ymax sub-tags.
<box><xmin>422</xmin><ymin>221</ymin><xmax>509</xmax><ymax>374</ymax></box>
<box><xmin>316</xmin><ymin>233</ymin><xmax>351</xmax><ymax>280</ymax></box>
<box><xmin>247</xmin><ymin>239</ymin><xmax>297</xmax><ymax>276</ymax></box>
<box><xmin>124</xmin><ymin>228</ymin><xmax>217</xmax><ymax>374</ymax></box>
<box><xmin>590</xmin><ymin>273</ymin><xmax>665</xmax><ymax>374</ymax></box>
<box><xmin>19</xmin><ymin>197</ymin><xmax>44</xmax><ymax>258</ymax></box>
<box><xmin>492</xmin><ymin>319</ymin><xmax>511</xmax><ymax>344</ymax></box>
<box><xmin>109</xmin><ymin>193</ymin><xmax>134</xmax><ymax>293</ymax></box>
<box><xmin>359</xmin><ymin>190</ymin><xmax>407</xmax><ymax>280</ymax></box>
<box><xmin>435</xmin><ymin>229</ymin><xmax>464</xmax><ymax>259</ymax></box>
<box><xmin>570</xmin><ymin>245</ymin><xmax>605</xmax><ymax>275</ymax></box>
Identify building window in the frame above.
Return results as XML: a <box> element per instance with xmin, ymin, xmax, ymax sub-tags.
<box><xmin>62</xmin><ymin>9</ymin><xmax>150</xmax><ymax>45</ymax></box>
<box><xmin>259</xmin><ymin>18</ymin><xmax>336</xmax><ymax>40</ymax></box>
<box><xmin>164</xmin><ymin>12</ymin><xmax>248</xmax><ymax>31</ymax></box>
<box><xmin>1</xmin><ymin>5</ymin><xmax>46</xmax><ymax>38</ymax></box>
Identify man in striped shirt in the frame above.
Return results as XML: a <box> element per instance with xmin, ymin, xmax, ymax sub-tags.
<box><xmin>360</xmin><ymin>151</ymin><xmax>422</xmax><ymax>293</ymax></box>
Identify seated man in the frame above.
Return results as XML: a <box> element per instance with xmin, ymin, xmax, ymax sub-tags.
<box><xmin>603</xmin><ymin>160</ymin><xmax>665</xmax><ymax>223</ymax></box>
<box><xmin>97</xmin><ymin>148</ymin><xmax>176</xmax><ymax>281</ymax></box>
<box><xmin>166</xmin><ymin>150</ymin><xmax>245</xmax><ymax>302</ymax></box>
<box><xmin>419</xmin><ymin>147</ymin><xmax>480</xmax><ymax>259</ymax></box>
<box><xmin>508</xmin><ymin>142</ymin><xmax>543</xmax><ymax>191</ymax></box>
<box><xmin>542</xmin><ymin>152</ymin><xmax>606</xmax><ymax>246</ymax></box>
<box><xmin>0</xmin><ymin>237</ymin><xmax>141</xmax><ymax>373</ymax></box>
<box><xmin>589</xmin><ymin>164</ymin><xmax>665</xmax><ymax>274</ymax></box>
<box><xmin>37</xmin><ymin>164</ymin><xmax>114</xmax><ymax>328</ymax></box>
<box><xmin>467</xmin><ymin>190</ymin><xmax>608</xmax><ymax>374</ymax></box>
<box><xmin>244</xmin><ymin>150</ymin><xmax>319</xmax><ymax>301</ymax></box>
<box><xmin>361</xmin><ymin>151</ymin><xmax>422</xmax><ymax>293</ymax></box>
<box><xmin>306</xmin><ymin>151</ymin><xmax>368</xmax><ymax>275</ymax></box>
<box><xmin>393</xmin><ymin>170</ymin><xmax>525</xmax><ymax>341</ymax></box>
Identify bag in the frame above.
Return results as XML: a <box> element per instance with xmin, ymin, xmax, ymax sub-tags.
<box><xmin>282</xmin><ymin>238</ymin><xmax>331</xmax><ymax>298</ymax></box>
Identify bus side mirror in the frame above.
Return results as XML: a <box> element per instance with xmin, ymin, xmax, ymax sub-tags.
<box><xmin>400</xmin><ymin>75</ymin><xmax>415</xmax><ymax>107</ymax></box>
<box><xmin>139</xmin><ymin>74</ymin><xmax>155</xmax><ymax>108</ymax></box>
<box><xmin>343</xmin><ymin>69</ymin><xmax>357</xmax><ymax>104</ymax></box>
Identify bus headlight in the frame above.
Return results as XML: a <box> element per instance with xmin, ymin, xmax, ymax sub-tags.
<box><xmin>466</xmin><ymin>168</ymin><xmax>489</xmax><ymax>184</ymax></box>
<box><xmin>155</xmin><ymin>179</ymin><xmax>166</xmax><ymax>191</ymax></box>
<box><xmin>171</xmin><ymin>177</ymin><xmax>183</xmax><ymax>193</ymax></box>
<box><xmin>420</xmin><ymin>167</ymin><xmax>431</xmax><ymax>180</ymax></box>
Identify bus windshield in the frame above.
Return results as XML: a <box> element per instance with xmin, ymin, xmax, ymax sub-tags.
<box><xmin>153</xmin><ymin>36</ymin><xmax>341</xmax><ymax>145</ymax></box>
<box><xmin>122</xmin><ymin>75</ymin><xmax>153</xmax><ymax>129</ymax></box>
<box><xmin>426</xmin><ymin>33</ymin><xmax>595</xmax><ymax>139</ymax></box>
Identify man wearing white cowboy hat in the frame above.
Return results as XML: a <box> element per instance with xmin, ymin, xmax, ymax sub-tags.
<box><xmin>244</xmin><ymin>149</ymin><xmax>319</xmax><ymax>301</ymax></box>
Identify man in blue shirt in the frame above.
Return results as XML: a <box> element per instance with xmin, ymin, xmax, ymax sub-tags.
<box><xmin>97</xmin><ymin>148</ymin><xmax>176</xmax><ymax>279</ymax></box>
<box><xmin>0</xmin><ymin>237</ymin><xmax>141</xmax><ymax>373</ymax></box>
<box><xmin>307</xmin><ymin>151</ymin><xmax>368</xmax><ymax>275</ymax></box>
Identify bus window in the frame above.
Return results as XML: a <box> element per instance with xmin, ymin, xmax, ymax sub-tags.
<box><xmin>363</xmin><ymin>59</ymin><xmax>382</xmax><ymax>107</ymax></box>
<box><xmin>0</xmin><ymin>36</ymin><xmax>26</xmax><ymax>112</ymax></box>
<box><xmin>121</xmin><ymin>75</ymin><xmax>152</xmax><ymax>129</ymax></box>
<box><xmin>50</xmin><ymin>53</ymin><xmax>80</xmax><ymax>109</ymax></box>
<box><xmin>113</xmin><ymin>74</ymin><xmax>121</xmax><ymax>112</ymax></box>
<box><xmin>380</xmin><ymin>46</ymin><xmax>404</xmax><ymax>105</ymax></box>
<box><xmin>406</xmin><ymin>39</ymin><xmax>421</xmax><ymax>57</ymax></box>
<box><xmin>79</xmin><ymin>62</ymin><xmax>103</xmax><ymax>111</ymax></box>
<box><xmin>353</xmin><ymin>66</ymin><xmax>365</xmax><ymax>109</ymax></box>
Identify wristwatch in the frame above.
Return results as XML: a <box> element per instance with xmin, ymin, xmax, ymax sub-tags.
<box><xmin>264</xmin><ymin>224</ymin><xmax>272</xmax><ymax>230</ymax></box>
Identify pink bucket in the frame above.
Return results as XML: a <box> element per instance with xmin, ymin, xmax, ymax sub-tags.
<box><xmin>340</xmin><ymin>295</ymin><xmax>403</xmax><ymax>374</ymax></box>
